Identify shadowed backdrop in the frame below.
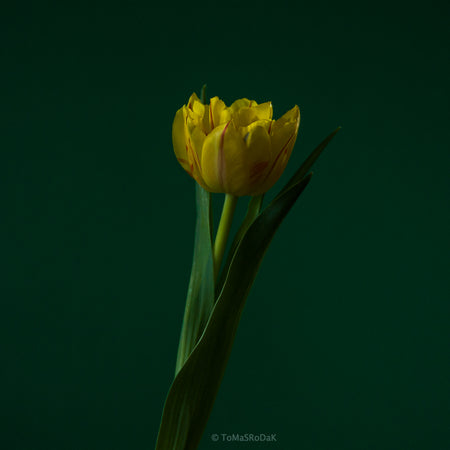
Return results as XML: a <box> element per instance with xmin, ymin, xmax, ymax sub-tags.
<box><xmin>2</xmin><ymin>1</ymin><xmax>449</xmax><ymax>449</ymax></box>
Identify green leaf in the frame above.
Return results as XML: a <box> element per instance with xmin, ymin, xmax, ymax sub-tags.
<box><xmin>156</xmin><ymin>173</ymin><xmax>313</xmax><ymax>450</ymax></box>
<box><xmin>175</xmin><ymin>184</ymin><xmax>215</xmax><ymax>375</ymax></box>
<box><xmin>275</xmin><ymin>126</ymin><xmax>341</xmax><ymax>201</ymax></box>
<box><xmin>215</xmin><ymin>126</ymin><xmax>341</xmax><ymax>300</ymax></box>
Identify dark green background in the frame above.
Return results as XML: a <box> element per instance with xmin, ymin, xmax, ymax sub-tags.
<box><xmin>2</xmin><ymin>1</ymin><xmax>449</xmax><ymax>449</ymax></box>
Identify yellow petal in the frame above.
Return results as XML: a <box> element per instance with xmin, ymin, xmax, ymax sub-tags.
<box><xmin>209</xmin><ymin>96</ymin><xmax>229</xmax><ymax>128</ymax></box>
<box><xmin>193</xmin><ymin>99</ymin><xmax>212</xmax><ymax>134</ymax></box>
<box><xmin>253</xmin><ymin>105</ymin><xmax>300</xmax><ymax>195</ymax></box>
<box><xmin>201</xmin><ymin>121</ymin><xmax>272</xmax><ymax>196</ymax></box>
<box><xmin>252</xmin><ymin>101</ymin><xmax>273</xmax><ymax>121</ymax></box>
<box><xmin>192</xmin><ymin>98</ymin><xmax>205</xmax><ymax>117</ymax></box>
<box><xmin>187</xmin><ymin>92</ymin><xmax>200</xmax><ymax>110</ymax></box>
<box><xmin>239</xmin><ymin>119</ymin><xmax>272</xmax><ymax>139</ymax></box>
<box><xmin>232</xmin><ymin>107</ymin><xmax>258</xmax><ymax>128</ymax></box>
<box><xmin>186</xmin><ymin>119</ymin><xmax>206</xmax><ymax>162</ymax></box>
<box><xmin>172</xmin><ymin>104</ymin><xmax>207</xmax><ymax>188</ymax></box>
<box><xmin>241</xmin><ymin>124</ymin><xmax>272</xmax><ymax>196</ymax></box>
<box><xmin>229</xmin><ymin>98</ymin><xmax>256</xmax><ymax>114</ymax></box>
<box><xmin>184</xmin><ymin>92</ymin><xmax>211</xmax><ymax>134</ymax></box>
<box><xmin>270</xmin><ymin>105</ymin><xmax>300</xmax><ymax>153</ymax></box>
<box><xmin>172</xmin><ymin>107</ymin><xmax>190</xmax><ymax>173</ymax></box>
<box><xmin>201</xmin><ymin>121</ymin><xmax>246</xmax><ymax>193</ymax></box>
<box><xmin>233</xmin><ymin>102</ymin><xmax>273</xmax><ymax>128</ymax></box>
<box><xmin>185</xmin><ymin>115</ymin><xmax>208</xmax><ymax>186</ymax></box>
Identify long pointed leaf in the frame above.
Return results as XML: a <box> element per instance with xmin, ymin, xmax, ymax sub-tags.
<box><xmin>215</xmin><ymin>126</ymin><xmax>340</xmax><ymax>300</ymax></box>
<box><xmin>175</xmin><ymin>184</ymin><xmax>215</xmax><ymax>374</ymax></box>
<box><xmin>275</xmin><ymin>126</ymin><xmax>341</xmax><ymax>201</ymax></box>
<box><xmin>156</xmin><ymin>173</ymin><xmax>313</xmax><ymax>450</ymax></box>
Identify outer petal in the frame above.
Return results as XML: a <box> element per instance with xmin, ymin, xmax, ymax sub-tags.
<box><xmin>240</xmin><ymin>124</ymin><xmax>272</xmax><ymax>196</ymax></box>
<box><xmin>201</xmin><ymin>121</ymin><xmax>272</xmax><ymax>196</ymax></box>
<box><xmin>172</xmin><ymin>107</ymin><xmax>191</xmax><ymax>174</ymax></box>
<box><xmin>185</xmin><ymin>113</ymin><xmax>209</xmax><ymax>188</ymax></box>
<box><xmin>269</xmin><ymin>104</ymin><xmax>300</xmax><ymax>154</ymax></box>
<box><xmin>201</xmin><ymin>121</ymin><xmax>245</xmax><ymax>193</ymax></box>
<box><xmin>186</xmin><ymin>121</ymin><xmax>206</xmax><ymax>165</ymax></box>
<box><xmin>252</xmin><ymin>105</ymin><xmax>300</xmax><ymax>195</ymax></box>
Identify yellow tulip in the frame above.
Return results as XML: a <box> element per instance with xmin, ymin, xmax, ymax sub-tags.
<box><xmin>172</xmin><ymin>93</ymin><xmax>300</xmax><ymax>197</ymax></box>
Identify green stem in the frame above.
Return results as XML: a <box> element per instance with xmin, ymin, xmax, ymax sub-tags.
<box><xmin>213</xmin><ymin>194</ymin><xmax>238</xmax><ymax>280</ymax></box>
<box><xmin>215</xmin><ymin>194</ymin><xmax>264</xmax><ymax>297</ymax></box>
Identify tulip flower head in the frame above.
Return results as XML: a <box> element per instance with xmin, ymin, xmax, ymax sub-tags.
<box><xmin>172</xmin><ymin>93</ymin><xmax>300</xmax><ymax>197</ymax></box>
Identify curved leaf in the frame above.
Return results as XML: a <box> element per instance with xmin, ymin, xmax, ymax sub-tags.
<box><xmin>156</xmin><ymin>173</ymin><xmax>312</xmax><ymax>450</ymax></box>
<box><xmin>175</xmin><ymin>184</ymin><xmax>215</xmax><ymax>374</ymax></box>
<box><xmin>215</xmin><ymin>126</ymin><xmax>340</xmax><ymax>300</ymax></box>
<box><xmin>275</xmin><ymin>126</ymin><xmax>341</xmax><ymax>201</ymax></box>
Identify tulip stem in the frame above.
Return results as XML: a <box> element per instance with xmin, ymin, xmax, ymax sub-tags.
<box><xmin>213</xmin><ymin>194</ymin><xmax>238</xmax><ymax>280</ymax></box>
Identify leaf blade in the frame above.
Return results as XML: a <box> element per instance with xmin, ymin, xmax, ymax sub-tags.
<box><xmin>175</xmin><ymin>184</ymin><xmax>215</xmax><ymax>374</ymax></box>
<box><xmin>156</xmin><ymin>174</ymin><xmax>312</xmax><ymax>450</ymax></box>
<box><xmin>275</xmin><ymin>126</ymin><xmax>341</xmax><ymax>201</ymax></box>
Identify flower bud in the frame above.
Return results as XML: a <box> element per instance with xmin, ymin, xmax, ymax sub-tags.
<box><xmin>172</xmin><ymin>93</ymin><xmax>300</xmax><ymax>196</ymax></box>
